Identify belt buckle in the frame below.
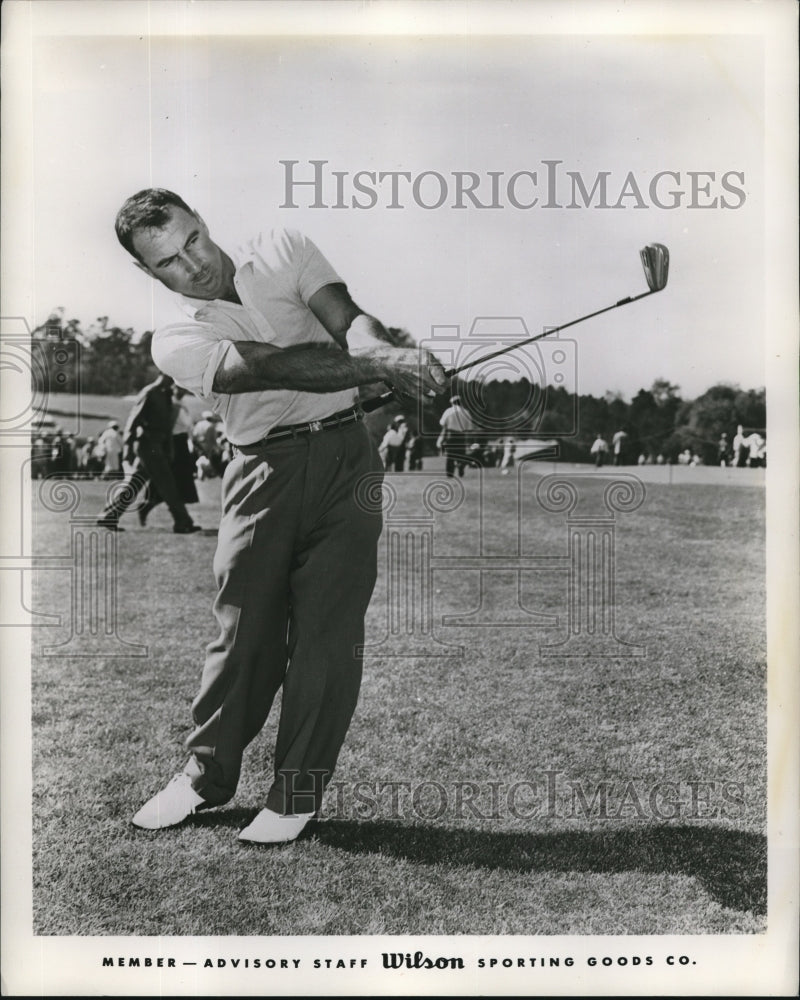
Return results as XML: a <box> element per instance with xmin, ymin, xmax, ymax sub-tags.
<box><xmin>309</xmin><ymin>419</ymin><xmax>323</xmax><ymax>433</ymax></box>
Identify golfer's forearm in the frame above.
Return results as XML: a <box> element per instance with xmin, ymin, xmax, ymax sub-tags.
<box><xmin>346</xmin><ymin>312</ymin><xmax>392</xmax><ymax>346</ymax></box>
<box><xmin>213</xmin><ymin>341</ymin><xmax>392</xmax><ymax>394</ymax></box>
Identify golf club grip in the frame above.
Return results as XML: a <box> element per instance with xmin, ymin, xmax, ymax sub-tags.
<box><xmin>360</xmin><ymin>390</ymin><xmax>396</xmax><ymax>412</ymax></box>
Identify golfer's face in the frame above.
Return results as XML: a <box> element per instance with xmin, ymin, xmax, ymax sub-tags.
<box><xmin>133</xmin><ymin>207</ymin><xmax>231</xmax><ymax>300</ymax></box>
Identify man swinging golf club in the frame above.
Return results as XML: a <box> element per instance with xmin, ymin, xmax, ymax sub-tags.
<box><xmin>122</xmin><ymin>188</ymin><xmax>449</xmax><ymax>843</ymax></box>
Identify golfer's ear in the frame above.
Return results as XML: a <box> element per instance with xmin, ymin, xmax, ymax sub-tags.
<box><xmin>133</xmin><ymin>259</ymin><xmax>153</xmax><ymax>277</ymax></box>
<box><xmin>193</xmin><ymin>211</ymin><xmax>209</xmax><ymax>233</ymax></box>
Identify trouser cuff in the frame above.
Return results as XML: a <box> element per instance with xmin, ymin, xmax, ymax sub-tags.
<box><xmin>183</xmin><ymin>753</ymin><xmax>236</xmax><ymax>807</ymax></box>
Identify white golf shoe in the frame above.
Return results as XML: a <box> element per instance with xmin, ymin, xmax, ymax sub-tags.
<box><xmin>131</xmin><ymin>773</ymin><xmax>205</xmax><ymax>829</ymax></box>
<box><xmin>238</xmin><ymin>807</ymin><xmax>315</xmax><ymax>844</ymax></box>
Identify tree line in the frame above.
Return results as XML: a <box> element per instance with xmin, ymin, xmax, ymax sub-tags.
<box><xmin>427</xmin><ymin>376</ymin><xmax>766</xmax><ymax>465</ymax></box>
<box><xmin>32</xmin><ymin>310</ymin><xmax>765</xmax><ymax>464</ymax></box>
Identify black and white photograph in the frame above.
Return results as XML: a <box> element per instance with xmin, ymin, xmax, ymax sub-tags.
<box><xmin>1</xmin><ymin>1</ymin><xmax>797</xmax><ymax>995</ymax></box>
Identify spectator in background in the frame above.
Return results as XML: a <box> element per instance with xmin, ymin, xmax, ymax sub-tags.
<box><xmin>590</xmin><ymin>433</ymin><xmax>609</xmax><ymax>468</ymax></box>
<box><xmin>482</xmin><ymin>442</ymin><xmax>499</xmax><ymax>468</ymax></box>
<box><xmin>96</xmin><ymin>373</ymin><xmax>200</xmax><ymax>533</ymax></box>
<box><xmin>219</xmin><ymin>435</ymin><xmax>234</xmax><ymax>470</ymax></box>
<box><xmin>77</xmin><ymin>437</ymin><xmax>97</xmax><ymax>476</ymax></box>
<box><xmin>439</xmin><ymin>394</ymin><xmax>475</xmax><ymax>479</ymax></box>
<box><xmin>64</xmin><ymin>435</ymin><xmax>78</xmax><ymax>475</ymax></box>
<box><xmin>89</xmin><ymin>439</ymin><xmax>105</xmax><ymax>476</ymax></box>
<box><xmin>717</xmin><ymin>432</ymin><xmax>730</xmax><ymax>467</ymax></box>
<box><xmin>137</xmin><ymin>385</ymin><xmax>199</xmax><ymax>526</ymax></box>
<box><xmin>612</xmin><ymin>429</ymin><xmax>628</xmax><ymax>466</ymax></box>
<box><xmin>733</xmin><ymin>424</ymin><xmax>747</xmax><ymax>467</ymax></box>
<box><xmin>196</xmin><ymin>455</ymin><xmax>213</xmax><ymax>480</ymax></box>
<box><xmin>192</xmin><ymin>410</ymin><xmax>225</xmax><ymax>479</ymax></box>
<box><xmin>405</xmin><ymin>427</ymin><xmax>423</xmax><ymax>471</ymax></box>
<box><xmin>169</xmin><ymin>387</ymin><xmax>199</xmax><ymax>499</ymax></box>
<box><xmin>468</xmin><ymin>441</ymin><xmax>485</xmax><ymax>467</ymax></box>
<box><xmin>746</xmin><ymin>431</ymin><xmax>765</xmax><ymax>468</ymax></box>
<box><xmin>379</xmin><ymin>415</ymin><xmax>409</xmax><ymax>471</ymax></box>
<box><xmin>500</xmin><ymin>436</ymin><xmax>516</xmax><ymax>476</ymax></box>
<box><xmin>49</xmin><ymin>431</ymin><xmax>66</xmax><ymax>477</ymax></box>
<box><xmin>32</xmin><ymin>436</ymin><xmax>49</xmax><ymax>479</ymax></box>
<box><xmin>98</xmin><ymin>421</ymin><xmax>124</xmax><ymax>478</ymax></box>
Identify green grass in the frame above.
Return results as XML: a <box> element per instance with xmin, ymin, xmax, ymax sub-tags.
<box><xmin>31</xmin><ymin>465</ymin><xmax>766</xmax><ymax>935</ymax></box>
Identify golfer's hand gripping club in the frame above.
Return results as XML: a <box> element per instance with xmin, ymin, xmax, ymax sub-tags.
<box><xmin>366</xmin><ymin>347</ymin><xmax>449</xmax><ymax>410</ymax></box>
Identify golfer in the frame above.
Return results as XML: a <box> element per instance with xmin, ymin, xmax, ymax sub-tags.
<box><xmin>120</xmin><ymin>188</ymin><xmax>448</xmax><ymax>843</ymax></box>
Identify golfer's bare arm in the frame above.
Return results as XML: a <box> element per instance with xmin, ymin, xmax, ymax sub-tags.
<box><xmin>211</xmin><ymin>283</ymin><xmax>446</xmax><ymax>398</ymax></box>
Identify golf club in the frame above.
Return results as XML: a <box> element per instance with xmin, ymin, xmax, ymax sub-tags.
<box><xmin>361</xmin><ymin>243</ymin><xmax>669</xmax><ymax>413</ymax></box>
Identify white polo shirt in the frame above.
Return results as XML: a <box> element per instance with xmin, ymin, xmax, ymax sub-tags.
<box><xmin>151</xmin><ymin>228</ymin><xmax>359</xmax><ymax>445</ymax></box>
<box><xmin>439</xmin><ymin>403</ymin><xmax>475</xmax><ymax>433</ymax></box>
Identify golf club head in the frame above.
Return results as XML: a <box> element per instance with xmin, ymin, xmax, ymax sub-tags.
<box><xmin>640</xmin><ymin>243</ymin><xmax>669</xmax><ymax>293</ymax></box>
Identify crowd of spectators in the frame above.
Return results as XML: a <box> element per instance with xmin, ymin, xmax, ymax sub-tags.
<box><xmin>590</xmin><ymin>423</ymin><xmax>766</xmax><ymax>469</ymax></box>
<box><xmin>33</xmin><ymin>407</ymin><xmax>766</xmax><ymax>484</ymax></box>
<box><xmin>31</xmin><ymin>407</ymin><xmax>233</xmax><ymax>482</ymax></box>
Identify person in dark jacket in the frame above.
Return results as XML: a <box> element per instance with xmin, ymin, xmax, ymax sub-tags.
<box><xmin>95</xmin><ymin>374</ymin><xmax>200</xmax><ymax>533</ymax></box>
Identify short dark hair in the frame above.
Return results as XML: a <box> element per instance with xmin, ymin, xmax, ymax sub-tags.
<box><xmin>115</xmin><ymin>188</ymin><xmax>195</xmax><ymax>260</ymax></box>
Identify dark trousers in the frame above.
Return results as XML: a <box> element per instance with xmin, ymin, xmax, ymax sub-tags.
<box><xmin>140</xmin><ymin>433</ymin><xmax>199</xmax><ymax>519</ymax></box>
<box><xmin>100</xmin><ymin>437</ymin><xmax>194</xmax><ymax>529</ymax></box>
<box><xmin>385</xmin><ymin>445</ymin><xmax>405</xmax><ymax>472</ymax></box>
<box><xmin>444</xmin><ymin>432</ymin><xmax>469</xmax><ymax>478</ymax></box>
<box><xmin>184</xmin><ymin>421</ymin><xmax>384</xmax><ymax>815</ymax></box>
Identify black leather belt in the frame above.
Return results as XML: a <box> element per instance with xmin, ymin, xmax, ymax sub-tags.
<box><xmin>240</xmin><ymin>405</ymin><xmax>364</xmax><ymax>449</ymax></box>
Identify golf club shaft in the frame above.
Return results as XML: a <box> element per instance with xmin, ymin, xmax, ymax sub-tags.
<box><xmin>361</xmin><ymin>289</ymin><xmax>655</xmax><ymax>413</ymax></box>
<box><xmin>361</xmin><ymin>241</ymin><xmax>667</xmax><ymax>413</ymax></box>
<box><xmin>446</xmin><ymin>288</ymin><xmax>654</xmax><ymax>378</ymax></box>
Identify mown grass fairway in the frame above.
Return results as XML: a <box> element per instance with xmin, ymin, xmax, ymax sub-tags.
<box><xmin>31</xmin><ymin>462</ymin><xmax>766</xmax><ymax>935</ymax></box>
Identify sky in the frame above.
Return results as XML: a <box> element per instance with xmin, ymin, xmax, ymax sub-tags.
<box><xmin>11</xmin><ymin>3</ymin><xmax>771</xmax><ymax>400</ymax></box>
